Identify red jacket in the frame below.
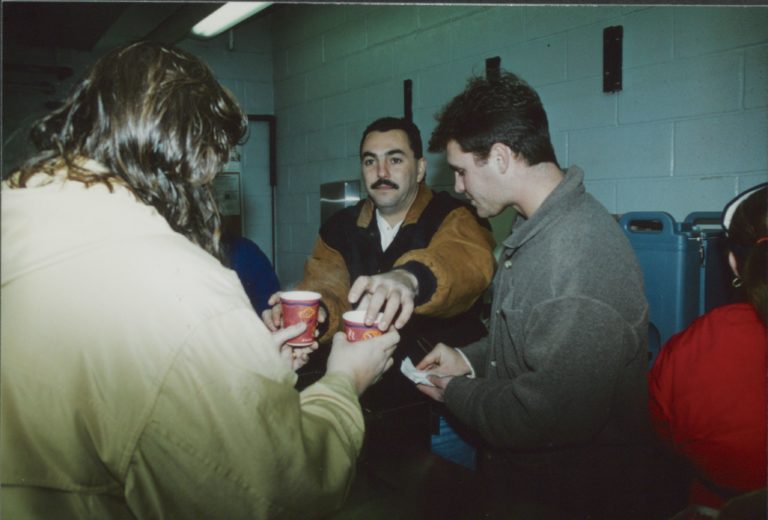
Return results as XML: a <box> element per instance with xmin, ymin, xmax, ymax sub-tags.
<box><xmin>648</xmin><ymin>303</ymin><xmax>767</xmax><ymax>508</ymax></box>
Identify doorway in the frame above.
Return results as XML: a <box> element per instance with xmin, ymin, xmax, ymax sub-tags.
<box><xmin>240</xmin><ymin>115</ymin><xmax>276</xmax><ymax>266</ymax></box>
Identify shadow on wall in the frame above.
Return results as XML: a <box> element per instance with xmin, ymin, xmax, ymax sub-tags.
<box><xmin>426</xmin><ymin>151</ymin><xmax>518</xmax><ymax>248</ymax></box>
<box><xmin>426</xmin><ymin>153</ymin><xmax>454</xmax><ymax>189</ymax></box>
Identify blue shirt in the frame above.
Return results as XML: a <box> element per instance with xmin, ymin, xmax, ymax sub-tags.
<box><xmin>223</xmin><ymin>234</ymin><xmax>280</xmax><ymax>314</ymax></box>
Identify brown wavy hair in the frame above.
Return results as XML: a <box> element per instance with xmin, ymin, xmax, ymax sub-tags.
<box><xmin>428</xmin><ymin>71</ymin><xmax>558</xmax><ymax>167</ymax></box>
<box><xmin>8</xmin><ymin>41</ymin><xmax>247</xmax><ymax>260</ymax></box>
<box><xmin>728</xmin><ymin>185</ymin><xmax>768</xmax><ymax>325</ymax></box>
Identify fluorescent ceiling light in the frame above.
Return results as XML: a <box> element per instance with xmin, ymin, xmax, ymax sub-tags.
<box><xmin>192</xmin><ymin>2</ymin><xmax>271</xmax><ymax>38</ymax></box>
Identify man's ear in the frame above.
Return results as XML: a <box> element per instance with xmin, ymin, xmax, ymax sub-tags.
<box><xmin>416</xmin><ymin>157</ymin><xmax>427</xmax><ymax>183</ymax></box>
<box><xmin>489</xmin><ymin>142</ymin><xmax>513</xmax><ymax>174</ymax></box>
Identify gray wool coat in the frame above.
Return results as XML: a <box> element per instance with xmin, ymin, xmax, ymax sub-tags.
<box><xmin>445</xmin><ymin>167</ymin><xmax>654</xmax><ymax>517</ymax></box>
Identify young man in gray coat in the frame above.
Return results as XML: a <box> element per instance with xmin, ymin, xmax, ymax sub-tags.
<box><xmin>417</xmin><ymin>71</ymin><xmax>654</xmax><ymax>518</ymax></box>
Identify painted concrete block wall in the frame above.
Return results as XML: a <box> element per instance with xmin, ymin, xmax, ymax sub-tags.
<box><xmin>180</xmin><ymin>16</ymin><xmax>276</xmax><ymax>260</ymax></box>
<box><xmin>270</xmin><ymin>5</ymin><xmax>768</xmax><ymax>286</ymax></box>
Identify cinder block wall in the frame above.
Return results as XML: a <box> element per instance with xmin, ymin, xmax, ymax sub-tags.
<box><xmin>180</xmin><ymin>17</ymin><xmax>275</xmax><ymax>259</ymax></box>
<box><xmin>270</xmin><ymin>5</ymin><xmax>768</xmax><ymax>286</ymax></box>
<box><xmin>181</xmin><ymin>18</ymin><xmax>274</xmax><ymax>115</ymax></box>
<box><xmin>4</xmin><ymin>5</ymin><xmax>766</xmax><ymax>288</ymax></box>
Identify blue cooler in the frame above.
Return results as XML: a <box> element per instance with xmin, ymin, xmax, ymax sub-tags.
<box><xmin>683</xmin><ymin>212</ymin><xmax>737</xmax><ymax>315</ymax></box>
<box><xmin>619</xmin><ymin>212</ymin><xmax>701</xmax><ymax>359</ymax></box>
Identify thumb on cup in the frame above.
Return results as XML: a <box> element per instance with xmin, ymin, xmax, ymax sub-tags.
<box><xmin>273</xmin><ymin>321</ymin><xmax>307</xmax><ymax>347</ymax></box>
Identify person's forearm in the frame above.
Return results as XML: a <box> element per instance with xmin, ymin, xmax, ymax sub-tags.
<box><xmin>446</xmin><ymin>302</ymin><xmax>632</xmax><ymax>450</ymax></box>
<box><xmin>396</xmin><ymin>208</ymin><xmax>495</xmax><ymax>317</ymax></box>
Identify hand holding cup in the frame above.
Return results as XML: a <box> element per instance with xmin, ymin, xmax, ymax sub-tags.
<box><xmin>272</xmin><ymin>322</ymin><xmax>317</xmax><ymax>371</ymax></box>
<box><xmin>343</xmin><ymin>309</ymin><xmax>385</xmax><ymax>342</ymax></box>
<box><xmin>279</xmin><ymin>291</ymin><xmax>322</xmax><ymax>346</ymax></box>
<box><xmin>327</xmin><ymin>330</ymin><xmax>400</xmax><ymax>396</ymax></box>
<box><xmin>262</xmin><ymin>291</ymin><xmax>327</xmax><ymax>334</ymax></box>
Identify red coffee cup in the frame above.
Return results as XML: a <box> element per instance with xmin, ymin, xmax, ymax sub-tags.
<box><xmin>343</xmin><ymin>310</ymin><xmax>384</xmax><ymax>342</ymax></box>
<box><xmin>280</xmin><ymin>291</ymin><xmax>321</xmax><ymax>346</ymax></box>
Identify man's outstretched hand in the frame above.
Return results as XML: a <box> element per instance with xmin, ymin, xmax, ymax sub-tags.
<box><xmin>347</xmin><ymin>269</ymin><xmax>418</xmax><ymax>331</ymax></box>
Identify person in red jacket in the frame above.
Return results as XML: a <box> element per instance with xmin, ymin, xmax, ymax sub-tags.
<box><xmin>648</xmin><ymin>183</ymin><xmax>767</xmax><ymax>510</ymax></box>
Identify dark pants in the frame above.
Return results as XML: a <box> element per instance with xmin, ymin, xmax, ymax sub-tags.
<box><xmin>475</xmin><ymin>442</ymin><xmax>677</xmax><ymax>520</ymax></box>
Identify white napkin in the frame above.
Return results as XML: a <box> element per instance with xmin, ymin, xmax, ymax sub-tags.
<box><xmin>400</xmin><ymin>357</ymin><xmax>435</xmax><ymax>387</ymax></box>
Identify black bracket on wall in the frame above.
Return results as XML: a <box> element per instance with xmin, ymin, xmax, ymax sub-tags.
<box><xmin>403</xmin><ymin>79</ymin><xmax>413</xmax><ymax>122</ymax></box>
<box><xmin>486</xmin><ymin>56</ymin><xmax>501</xmax><ymax>80</ymax></box>
<box><xmin>603</xmin><ymin>25</ymin><xmax>623</xmax><ymax>93</ymax></box>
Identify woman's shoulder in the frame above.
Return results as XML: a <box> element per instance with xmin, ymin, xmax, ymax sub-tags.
<box><xmin>704</xmin><ymin>302</ymin><xmax>763</xmax><ymax>326</ymax></box>
<box><xmin>659</xmin><ymin>302</ymin><xmax>764</xmax><ymax>362</ymax></box>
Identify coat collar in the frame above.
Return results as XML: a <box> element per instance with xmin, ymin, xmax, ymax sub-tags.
<box><xmin>501</xmin><ymin>166</ymin><xmax>585</xmax><ymax>254</ymax></box>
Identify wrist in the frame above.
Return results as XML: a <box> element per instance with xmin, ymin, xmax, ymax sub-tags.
<box><xmin>396</xmin><ymin>269</ymin><xmax>419</xmax><ymax>294</ymax></box>
<box><xmin>396</xmin><ymin>261</ymin><xmax>435</xmax><ymax>306</ymax></box>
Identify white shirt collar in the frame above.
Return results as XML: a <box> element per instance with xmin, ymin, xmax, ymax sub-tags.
<box><xmin>376</xmin><ymin>210</ymin><xmax>403</xmax><ymax>251</ymax></box>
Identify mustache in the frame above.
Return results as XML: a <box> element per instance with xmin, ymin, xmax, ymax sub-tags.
<box><xmin>371</xmin><ymin>179</ymin><xmax>399</xmax><ymax>189</ymax></box>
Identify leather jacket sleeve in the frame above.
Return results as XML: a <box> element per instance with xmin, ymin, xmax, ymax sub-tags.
<box><xmin>298</xmin><ymin>238</ymin><xmax>351</xmax><ymax>343</ymax></box>
<box><xmin>396</xmin><ymin>205</ymin><xmax>495</xmax><ymax>318</ymax></box>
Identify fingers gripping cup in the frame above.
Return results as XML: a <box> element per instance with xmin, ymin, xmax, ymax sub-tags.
<box><xmin>280</xmin><ymin>291</ymin><xmax>322</xmax><ymax>347</ymax></box>
<box><xmin>343</xmin><ymin>310</ymin><xmax>384</xmax><ymax>342</ymax></box>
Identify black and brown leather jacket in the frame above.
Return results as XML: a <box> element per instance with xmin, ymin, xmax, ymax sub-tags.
<box><xmin>298</xmin><ymin>184</ymin><xmax>496</xmax><ymax>352</ymax></box>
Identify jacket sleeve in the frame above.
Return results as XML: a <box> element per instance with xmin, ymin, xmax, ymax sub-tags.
<box><xmin>124</xmin><ymin>308</ymin><xmax>364</xmax><ymax>519</ymax></box>
<box><xmin>297</xmin><ymin>237</ymin><xmax>352</xmax><ymax>343</ymax></box>
<box><xmin>459</xmin><ymin>336</ymin><xmax>490</xmax><ymax>378</ymax></box>
<box><xmin>444</xmin><ymin>296</ymin><xmax>640</xmax><ymax>450</ymax></box>
<box><xmin>395</xmin><ymin>206</ymin><xmax>495</xmax><ymax>318</ymax></box>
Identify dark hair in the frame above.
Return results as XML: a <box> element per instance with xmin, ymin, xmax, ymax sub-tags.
<box><xmin>8</xmin><ymin>41</ymin><xmax>247</xmax><ymax>260</ymax></box>
<box><xmin>428</xmin><ymin>71</ymin><xmax>558</xmax><ymax>167</ymax></box>
<box><xmin>360</xmin><ymin>117</ymin><xmax>423</xmax><ymax>159</ymax></box>
<box><xmin>727</xmin><ymin>185</ymin><xmax>768</xmax><ymax>325</ymax></box>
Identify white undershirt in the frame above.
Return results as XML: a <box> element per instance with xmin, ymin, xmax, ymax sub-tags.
<box><xmin>376</xmin><ymin>210</ymin><xmax>403</xmax><ymax>251</ymax></box>
<box><xmin>374</xmin><ymin>210</ymin><xmax>476</xmax><ymax>379</ymax></box>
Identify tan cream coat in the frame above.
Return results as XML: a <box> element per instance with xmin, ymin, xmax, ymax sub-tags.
<box><xmin>1</xmin><ymin>177</ymin><xmax>363</xmax><ymax>519</ymax></box>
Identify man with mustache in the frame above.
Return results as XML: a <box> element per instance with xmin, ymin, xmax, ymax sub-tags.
<box><xmin>263</xmin><ymin>117</ymin><xmax>496</xmax><ymax>455</ymax></box>
<box><xmin>1</xmin><ymin>42</ymin><xmax>400</xmax><ymax>519</ymax></box>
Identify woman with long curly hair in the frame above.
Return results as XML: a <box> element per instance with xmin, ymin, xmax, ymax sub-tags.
<box><xmin>1</xmin><ymin>41</ymin><xmax>399</xmax><ymax>519</ymax></box>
